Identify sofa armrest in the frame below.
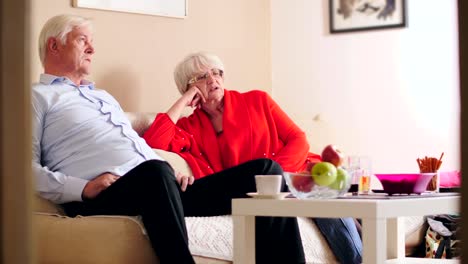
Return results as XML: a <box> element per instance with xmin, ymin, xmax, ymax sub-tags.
<box><xmin>35</xmin><ymin>213</ymin><xmax>158</xmax><ymax>264</ymax></box>
<box><xmin>154</xmin><ymin>149</ymin><xmax>193</xmax><ymax>177</ymax></box>
<box><xmin>126</xmin><ymin>112</ymin><xmax>157</xmax><ymax>136</ymax></box>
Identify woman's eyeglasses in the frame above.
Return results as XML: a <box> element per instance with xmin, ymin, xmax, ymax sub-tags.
<box><xmin>188</xmin><ymin>68</ymin><xmax>224</xmax><ymax>85</ymax></box>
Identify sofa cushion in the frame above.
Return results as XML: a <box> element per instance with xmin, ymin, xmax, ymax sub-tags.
<box><xmin>34</xmin><ymin>212</ymin><xmax>337</xmax><ymax>264</ymax></box>
<box><xmin>35</xmin><ymin>195</ymin><xmax>64</xmax><ymax>215</ymax></box>
<box><xmin>35</xmin><ymin>212</ymin><xmax>232</xmax><ymax>264</ymax></box>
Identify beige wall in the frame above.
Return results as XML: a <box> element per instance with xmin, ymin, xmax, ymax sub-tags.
<box><xmin>271</xmin><ymin>0</ymin><xmax>460</xmax><ymax>173</ymax></box>
<box><xmin>30</xmin><ymin>1</ymin><xmax>459</xmax><ymax>174</ymax></box>
<box><xmin>31</xmin><ymin>0</ymin><xmax>271</xmax><ymax>113</ymax></box>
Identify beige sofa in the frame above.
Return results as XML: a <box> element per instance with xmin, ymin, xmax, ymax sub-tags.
<box><xmin>34</xmin><ymin>112</ymin><xmax>426</xmax><ymax>264</ymax></box>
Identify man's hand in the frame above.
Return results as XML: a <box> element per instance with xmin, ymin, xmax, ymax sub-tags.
<box><xmin>176</xmin><ymin>171</ymin><xmax>194</xmax><ymax>192</ymax></box>
<box><xmin>82</xmin><ymin>172</ymin><xmax>120</xmax><ymax>200</ymax></box>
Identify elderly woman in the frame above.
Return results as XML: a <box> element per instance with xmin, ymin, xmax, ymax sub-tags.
<box><xmin>144</xmin><ymin>52</ymin><xmax>362</xmax><ymax>263</ymax></box>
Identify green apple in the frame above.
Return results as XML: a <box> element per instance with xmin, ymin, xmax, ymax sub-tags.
<box><xmin>311</xmin><ymin>162</ymin><xmax>337</xmax><ymax>186</ymax></box>
<box><xmin>329</xmin><ymin>168</ymin><xmax>350</xmax><ymax>190</ymax></box>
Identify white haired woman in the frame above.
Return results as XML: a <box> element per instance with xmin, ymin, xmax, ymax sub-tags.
<box><xmin>144</xmin><ymin>52</ymin><xmax>362</xmax><ymax>263</ymax></box>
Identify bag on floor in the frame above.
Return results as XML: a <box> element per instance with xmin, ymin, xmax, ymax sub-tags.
<box><xmin>425</xmin><ymin>215</ymin><xmax>460</xmax><ymax>259</ymax></box>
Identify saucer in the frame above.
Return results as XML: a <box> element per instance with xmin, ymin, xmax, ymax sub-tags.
<box><xmin>246</xmin><ymin>192</ymin><xmax>290</xmax><ymax>199</ymax></box>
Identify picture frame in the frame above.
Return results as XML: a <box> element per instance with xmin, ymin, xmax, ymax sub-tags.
<box><xmin>72</xmin><ymin>0</ymin><xmax>187</xmax><ymax>19</ymax></box>
<box><xmin>329</xmin><ymin>0</ymin><xmax>406</xmax><ymax>33</ymax></box>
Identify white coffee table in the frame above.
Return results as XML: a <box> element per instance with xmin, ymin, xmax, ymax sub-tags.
<box><xmin>232</xmin><ymin>194</ymin><xmax>460</xmax><ymax>264</ymax></box>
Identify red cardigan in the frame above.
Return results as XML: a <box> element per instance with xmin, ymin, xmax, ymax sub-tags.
<box><xmin>143</xmin><ymin>90</ymin><xmax>321</xmax><ymax>179</ymax></box>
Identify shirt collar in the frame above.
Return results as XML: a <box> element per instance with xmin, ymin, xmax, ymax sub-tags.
<box><xmin>40</xmin><ymin>73</ymin><xmax>95</xmax><ymax>90</ymax></box>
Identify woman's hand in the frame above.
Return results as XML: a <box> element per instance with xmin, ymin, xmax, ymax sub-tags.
<box><xmin>82</xmin><ymin>172</ymin><xmax>120</xmax><ymax>200</ymax></box>
<box><xmin>176</xmin><ymin>171</ymin><xmax>195</xmax><ymax>192</ymax></box>
<box><xmin>167</xmin><ymin>86</ymin><xmax>206</xmax><ymax>123</ymax></box>
<box><xmin>184</xmin><ymin>86</ymin><xmax>206</xmax><ymax>108</ymax></box>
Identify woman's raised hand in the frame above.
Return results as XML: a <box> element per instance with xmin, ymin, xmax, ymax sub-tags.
<box><xmin>185</xmin><ymin>86</ymin><xmax>206</xmax><ymax>108</ymax></box>
<box><xmin>167</xmin><ymin>86</ymin><xmax>206</xmax><ymax>123</ymax></box>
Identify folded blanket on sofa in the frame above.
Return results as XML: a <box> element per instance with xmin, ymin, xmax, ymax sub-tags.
<box><xmin>187</xmin><ymin>216</ymin><xmax>337</xmax><ymax>263</ymax></box>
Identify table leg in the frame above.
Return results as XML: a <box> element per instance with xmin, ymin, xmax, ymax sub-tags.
<box><xmin>232</xmin><ymin>215</ymin><xmax>255</xmax><ymax>264</ymax></box>
<box><xmin>387</xmin><ymin>217</ymin><xmax>405</xmax><ymax>260</ymax></box>
<box><xmin>362</xmin><ymin>218</ymin><xmax>387</xmax><ymax>264</ymax></box>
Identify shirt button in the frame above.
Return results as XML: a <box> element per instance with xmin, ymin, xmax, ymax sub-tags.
<box><xmin>182</xmin><ymin>137</ymin><xmax>185</xmax><ymax>140</ymax></box>
<box><xmin>207</xmin><ymin>166</ymin><xmax>210</xmax><ymax>169</ymax></box>
<box><xmin>263</xmin><ymin>153</ymin><xmax>266</xmax><ymax>156</ymax></box>
<box><xmin>178</xmin><ymin>129</ymin><xmax>182</xmax><ymax>132</ymax></box>
<box><xmin>272</xmin><ymin>152</ymin><xmax>276</xmax><ymax>156</ymax></box>
<box><xmin>199</xmin><ymin>153</ymin><xmax>202</xmax><ymax>156</ymax></box>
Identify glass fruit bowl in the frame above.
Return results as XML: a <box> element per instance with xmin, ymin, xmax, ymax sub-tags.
<box><xmin>283</xmin><ymin>170</ymin><xmax>351</xmax><ymax>199</ymax></box>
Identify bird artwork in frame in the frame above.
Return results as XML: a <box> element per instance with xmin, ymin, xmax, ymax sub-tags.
<box><xmin>329</xmin><ymin>0</ymin><xmax>407</xmax><ymax>33</ymax></box>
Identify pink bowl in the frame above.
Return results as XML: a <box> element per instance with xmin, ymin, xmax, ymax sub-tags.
<box><xmin>374</xmin><ymin>173</ymin><xmax>435</xmax><ymax>195</ymax></box>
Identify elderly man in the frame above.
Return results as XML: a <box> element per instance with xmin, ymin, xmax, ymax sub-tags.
<box><xmin>32</xmin><ymin>14</ymin><xmax>306</xmax><ymax>264</ymax></box>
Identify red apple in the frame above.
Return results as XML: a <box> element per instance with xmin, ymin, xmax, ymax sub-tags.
<box><xmin>291</xmin><ymin>173</ymin><xmax>314</xmax><ymax>192</ymax></box>
<box><xmin>321</xmin><ymin>144</ymin><xmax>345</xmax><ymax>167</ymax></box>
<box><xmin>305</xmin><ymin>161</ymin><xmax>319</xmax><ymax>173</ymax></box>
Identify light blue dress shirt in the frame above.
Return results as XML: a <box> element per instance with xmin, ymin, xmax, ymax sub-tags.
<box><xmin>32</xmin><ymin>74</ymin><xmax>163</xmax><ymax>204</ymax></box>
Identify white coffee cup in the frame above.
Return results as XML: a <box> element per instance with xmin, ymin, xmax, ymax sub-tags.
<box><xmin>255</xmin><ymin>175</ymin><xmax>282</xmax><ymax>195</ymax></box>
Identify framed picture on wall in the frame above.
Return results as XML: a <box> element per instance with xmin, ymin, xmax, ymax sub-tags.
<box><xmin>73</xmin><ymin>0</ymin><xmax>187</xmax><ymax>19</ymax></box>
<box><xmin>329</xmin><ymin>0</ymin><xmax>406</xmax><ymax>33</ymax></box>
